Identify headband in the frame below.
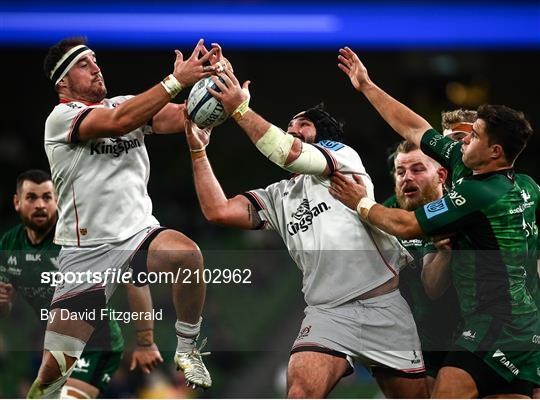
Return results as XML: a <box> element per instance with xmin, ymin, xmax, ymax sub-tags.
<box><xmin>443</xmin><ymin>122</ymin><xmax>474</xmax><ymax>137</ymax></box>
<box><xmin>50</xmin><ymin>45</ymin><xmax>93</xmax><ymax>85</ymax></box>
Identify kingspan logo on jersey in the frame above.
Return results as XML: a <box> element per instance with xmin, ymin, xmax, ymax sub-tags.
<box><xmin>90</xmin><ymin>137</ymin><xmax>142</xmax><ymax>157</ymax></box>
<box><xmin>287</xmin><ymin>199</ymin><xmax>330</xmax><ymax>236</ymax></box>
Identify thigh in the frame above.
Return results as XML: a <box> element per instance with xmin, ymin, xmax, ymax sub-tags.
<box><xmin>435</xmin><ymin>350</ymin><xmax>534</xmax><ymax>398</ymax></box>
<box><xmin>372</xmin><ymin>367</ymin><xmax>429</xmax><ymax>399</ymax></box>
<box><xmin>287</xmin><ymin>351</ymin><xmax>349</xmax><ymax>398</ymax></box>
<box><xmin>432</xmin><ymin>366</ymin><xmax>478</xmax><ymax>399</ymax></box>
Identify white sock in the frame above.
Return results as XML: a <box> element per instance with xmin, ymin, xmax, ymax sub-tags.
<box><xmin>175</xmin><ymin>317</ymin><xmax>202</xmax><ymax>353</ymax></box>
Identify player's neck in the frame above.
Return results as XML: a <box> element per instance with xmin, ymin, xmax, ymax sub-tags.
<box><xmin>58</xmin><ymin>94</ymin><xmax>103</xmax><ymax>106</ymax></box>
<box><xmin>472</xmin><ymin>164</ymin><xmax>512</xmax><ymax>175</ymax></box>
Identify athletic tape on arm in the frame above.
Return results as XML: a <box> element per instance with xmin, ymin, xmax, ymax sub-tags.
<box><xmin>255</xmin><ymin>125</ymin><xmax>327</xmax><ymax>174</ymax></box>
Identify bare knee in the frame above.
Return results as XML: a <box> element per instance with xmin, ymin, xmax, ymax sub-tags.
<box><xmin>432</xmin><ymin>367</ymin><xmax>478</xmax><ymax>398</ymax></box>
<box><xmin>148</xmin><ymin>230</ymin><xmax>203</xmax><ymax>273</ymax></box>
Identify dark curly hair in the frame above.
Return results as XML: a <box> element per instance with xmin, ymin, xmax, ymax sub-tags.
<box><xmin>477</xmin><ymin>104</ymin><xmax>533</xmax><ymax>164</ymax></box>
<box><xmin>43</xmin><ymin>36</ymin><xmax>87</xmax><ymax>81</ymax></box>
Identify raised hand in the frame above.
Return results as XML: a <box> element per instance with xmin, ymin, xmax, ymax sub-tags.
<box><xmin>172</xmin><ymin>39</ymin><xmax>220</xmax><ymax>88</ymax></box>
<box><xmin>337</xmin><ymin>47</ymin><xmax>372</xmax><ymax>92</ymax></box>
<box><xmin>184</xmin><ymin>108</ymin><xmax>212</xmax><ymax>152</ymax></box>
<box><xmin>207</xmin><ymin>69</ymin><xmax>251</xmax><ymax>115</ymax></box>
<box><xmin>201</xmin><ymin>42</ymin><xmax>234</xmax><ymax>73</ymax></box>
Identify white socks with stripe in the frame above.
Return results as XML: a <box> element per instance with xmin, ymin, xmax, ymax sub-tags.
<box><xmin>175</xmin><ymin>318</ymin><xmax>202</xmax><ymax>353</ymax></box>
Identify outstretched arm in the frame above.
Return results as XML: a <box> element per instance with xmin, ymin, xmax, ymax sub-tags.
<box><xmin>185</xmin><ymin>115</ymin><xmax>263</xmax><ymax>229</ymax></box>
<box><xmin>76</xmin><ymin>40</ymin><xmax>220</xmax><ymax>141</ymax></box>
<box><xmin>206</xmin><ymin>69</ymin><xmax>331</xmax><ymax>176</ymax></box>
<box><xmin>337</xmin><ymin>47</ymin><xmax>432</xmax><ymax>147</ymax></box>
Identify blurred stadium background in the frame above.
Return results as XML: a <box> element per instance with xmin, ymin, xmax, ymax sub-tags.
<box><xmin>1</xmin><ymin>0</ymin><xmax>539</xmax><ymax>397</ymax></box>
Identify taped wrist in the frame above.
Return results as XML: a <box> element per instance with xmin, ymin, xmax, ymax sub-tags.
<box><xmin>356</xmin><ymin>197</ymin><xmax>377</xmax><ymax>221</ymax></box>
<box><xmin>232</xmin><ymin>99</ymin><xmax>250</xmax><ymax>122</ymax></box>
<box><xmin>161</xmin><ymin>74</ymin><xmax>183</xmax><ymax>98</ymax></box>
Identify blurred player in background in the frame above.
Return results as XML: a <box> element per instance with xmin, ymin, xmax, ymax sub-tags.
<box><xmin>330</xmin><ymin>46</ymin><xmax>540</xmax><ymax>398</ymax></box>
<box><xmin>184</xmin><ymin>68</ymin><xmax>430</xmax><ymax>398</ymax></box>
<box><xmin>28</xmin><ymin>36</ymin><xmax>223</xmax><ymax>397</ymax></box>
<box><xmin>440</xmin><ymin>109</ymin><xmax>476</xmax><ymax>142</ymax></box>
<box><xmin>382</xmin><ymin>141</ymin><xmax>461</xmax><ymax>394</ymax></box>
<box><xmin>0</xmin><ymin>169</ymin><xmax>163</xmax><ymax>398</ymax></box>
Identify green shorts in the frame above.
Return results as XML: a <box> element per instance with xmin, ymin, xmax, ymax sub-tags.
<box><xmin>455</xmin><ymin>312</ymin><xmax>540</xmax><ymax>385</ymax></box>
<box><xmin>70</xmin><ymin>350</ymin><xmax>123</xmax><ymax>392</ymax></box>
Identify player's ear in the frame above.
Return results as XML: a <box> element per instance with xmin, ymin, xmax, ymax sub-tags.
<box><xmin>437</xmin><ymin>167</ymin><xmax>448</xmax><ymax>184</ymax></box>
<box><xmin>57</xmin><ymin>78</ymin><xmax>67</xmax><ymax>88</ymax></box>
<box><xmin>13</xmin><ymin>194</ymin><xmax>20</xmax><ymax>212</ymax></box>
<box><xmin>490</xmin><ymin>143</ymin><xmax>504</xmax><ymax>161</ymax></box>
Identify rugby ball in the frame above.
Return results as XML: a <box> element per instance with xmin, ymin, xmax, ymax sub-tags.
<box><xmin>187</xmin><ymin>77</ymin><xmax>229</xmax><ymax>129</ymax></box>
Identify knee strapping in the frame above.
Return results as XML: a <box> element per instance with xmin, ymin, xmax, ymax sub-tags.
<box><xmin>60</xmin><ymin>385</ymin><xmax>91</xmax><ymax>399</ymax></box>
<box><xmin>44</xmin><ymin>331</ymin><xmax>86</xmax><ymax>375</ymax></box>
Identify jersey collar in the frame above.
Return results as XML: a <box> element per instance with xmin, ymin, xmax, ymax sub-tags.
<box><xmin>468</xmin><ymin>168</ymin><xmax>515</xmax><ymax>182</ymax></box>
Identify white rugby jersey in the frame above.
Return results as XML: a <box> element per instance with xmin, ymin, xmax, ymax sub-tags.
<box><xmin>44</xmin><ymin>96</ymin><xmax>159</xmax><ymax>246</ymax></box>
<box><xmin>244</xmin><ymin>141</ymin><xmax>411</xmax><ymax>307</ymax></box>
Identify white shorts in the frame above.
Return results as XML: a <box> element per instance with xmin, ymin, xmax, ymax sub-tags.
<box><xmin>291</xmin><ymin>289</ymin><xmax>425</xmax><ymax>374</ymax></box>
<box><xmin>51</xmin><ymin>225</ymin><xmax>162</xmax><ymax>306</ymax></box>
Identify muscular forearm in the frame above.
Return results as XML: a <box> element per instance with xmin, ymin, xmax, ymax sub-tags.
<box><xmin>366</xmin><ymin>205</ymin><xmax>423</xmax><ymax>239</ymax></box>
<box><xmin>361</xmin><ymin>82</ymin><xmax>432</xmax><ymax>147</ymax></box>
<box><xmin>111</xmin><ymin>85</ymin><xmax>173</xmax><ymax>135</ymax></box>
<box><xmin>422</xmin><ymin>252</ymin><xmax>452</xmax><ymax>300</ymax></box>
<box><xmin>152</xmin><ymin>103</ymin><xmax>185</xmax><ymax>134</ymax></box>
<box><xmin>192</xmin><ymin>155</ymin><xmax>232</xmax><ymax>223</ymax></box>
<box><xmin>235</xmin><ymin>110</ymin><xmax>272</xmax><ymax>144</ymax></box>
<box><xmin>191</xmin><ymin>154</ymin><xmax>255</xmax><ymax>229</ymax></box>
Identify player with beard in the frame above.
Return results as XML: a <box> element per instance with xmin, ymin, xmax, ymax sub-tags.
<box><xmin>383</xmin><ymin>141</ymin><xmax>461</xmax><ymax>393</ymax></box>
<box><xmin>184</xmin><ymin>67</ymin><xmax>429</xmax><ymax>398</ymax></box>
<box><xmin>0</xmin><ymin>170</ymin><xmax>163</xmax><ymax>398</ymax></box>
<box><xmin>30</xmin><ymin>36</ymin><xmax>223</xmax><ymax>398</ymax></box>
<box><xmin>329</xmin><ymin>47</ymin><xmax>539</xmax><ymax>398</ymax></box>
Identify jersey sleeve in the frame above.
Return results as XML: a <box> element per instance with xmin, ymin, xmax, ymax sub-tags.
<box><xmin>314</xmin><ymin>140</ymin><xmax>362</xmax><ymax>174</ymax></box>
<box><xmin>415</xmin><ymin>179</ymin><xmax>497</xmax><ymax>236</ymax></box>
<box><xmin>420</xmin><ymin>129</ymin><xmax>464</xmax><ymax>175</ymax></box>
<box><xmin>241</xmin><ymin>183</ymin><xmax>282</xmax><ymax>231</ymax></box>
<box><xmin>314</xmin><ymin>141</ymin><xmax>375</xmax><ymax>198</ymax></box>
<box><xmin>44</xmin><ymin>102</ymin><xmax>96</xmax><ymax>144</ymax></box>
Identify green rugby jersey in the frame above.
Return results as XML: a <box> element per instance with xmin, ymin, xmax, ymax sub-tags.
<box><xmin>514</xmin><ymin>173</ymin><xmax>540</xmax><ymax>308</ymax></box>
<box><xmin>418</xmin><ymin>129</ymin><xmax>536</xmax><ymax>320</ymax></box>
<box><xmin>0</xmin><ymin>224</ymin><xmax>123</xmax><ymax>351</ymax></box>
<box><xmin>383</xmin><ymin>195</ymin><xmax>460</xmax><ymax>350</ymax></box>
